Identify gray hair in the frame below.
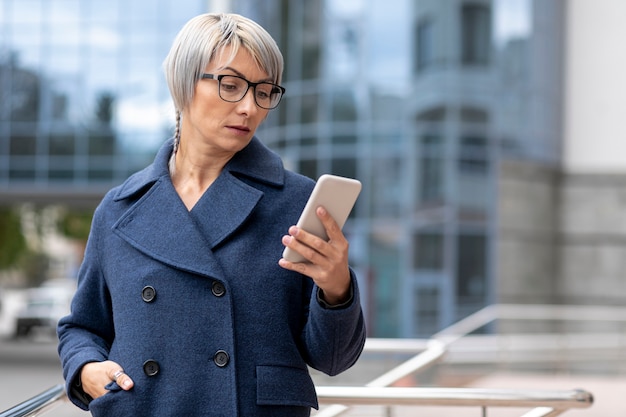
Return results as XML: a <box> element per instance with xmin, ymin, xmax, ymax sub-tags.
<box><xmin>163</xmin><ymin>13</ymin><xmax>284</xmax><ymax>155</ymax></box>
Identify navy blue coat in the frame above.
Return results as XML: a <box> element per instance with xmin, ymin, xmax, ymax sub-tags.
<box><xmin>57</xmin><ymin>138</ymin><xmax>366</xmax><ymax>416</ymax></box>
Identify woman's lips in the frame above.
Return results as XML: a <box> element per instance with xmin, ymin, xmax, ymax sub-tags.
<box><xmin>227</xmin><ymin>125</ymin><xmax>251</xmax><ymax>135</ymax></box>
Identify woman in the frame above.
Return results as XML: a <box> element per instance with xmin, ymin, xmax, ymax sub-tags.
<box><xmin>57</xmin><ymin>12</ymin><xmax>366</xmax><ymax>417</ymax></box>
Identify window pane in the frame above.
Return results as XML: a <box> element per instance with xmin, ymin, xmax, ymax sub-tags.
<box><xmin>50</xmin><ymin>132</ymin><xmax>75</xmax><ymax>156</ymax></box>
<box><xmin>413</xmin><ymin>231</ymin><xmax>444</xmax><ymax>270</ymax></box>
<box><xmin>461</xmin><ymin>4</ymin><xmax>491</xmax><ymax>65</ymax></box>
<box><xmin>300</xmin><ymin>93</ymin><xmax>319</xmax><ymax>124</ymax></box>
<box><xmin>299</xmin><ymin>159</ymin><xmax>317</xmax><ymax>180</ymax></box>
<box><xmin>419</xmin><ymin>135</ymin><xmax>445</xmax><ymax>205</ymax></box>
<box><xmin>332</xmin><ymin>90</ymin><xmax>357</xmax><ymax>122</ymax></box>
<box><xmin>458</xmin><ymin>135</ymin><xmax>489</xmax><ymax>216</ymax></box>
<box><xmin>370</xmin><ymin>235</ymin><xmax>401</xmax><ymax>337</ymax></box>
<box><xmin>371</xmin><ymin>156</ymin><xmax>402</xmax><ymax>216</ymax></box>
<box><xmin>414</xmin><ymin>287</ymin><xmax>440</xmax><ymax>336</ymax></box>
<box><xmin>416</xmin><ymin>18</ymin><xmax>434</xmax><ymax>71</ymax></box>
<box><xmin>331</xmin><ymin>157</ymin><xmax>357</xmax><ymax>180</ymax></box>
<box><xmin>456</xmin><ymin>233</ymin><xmax>487</xmax><ymax>303</ymax></box>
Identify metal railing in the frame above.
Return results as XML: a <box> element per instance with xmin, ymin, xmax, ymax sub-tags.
<box><xmin>316</xmin><ymin>386</ymin><xmax>592</xmax><ymax>417</ymax></box>
<box><xmin>0</xmin><ymin>385</ymin><xmax>66</xmax><ymax>417</ymax></box>
<box><xmin>1</xmin><ymin>304</ymin><xmax>608</xmax><ymax>417</ymax></box>
<box><xmin>313</xmin><ymin>304</ymin><xmax>606</xmax><ymax>416</ymax></box>
<box><xmin>0</xmin><ymin>384</ymin><xmax>592</xmax><ymax>417</ymax></box>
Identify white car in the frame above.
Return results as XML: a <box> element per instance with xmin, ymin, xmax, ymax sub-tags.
<box><xmin>14</xmin><ymin>280</ymin><xmax>75</xmax><ymax>338</ymax></box>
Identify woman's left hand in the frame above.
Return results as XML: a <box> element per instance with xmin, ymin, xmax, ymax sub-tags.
<box><xmin>279</xmin><ymin>206</ymin><xmax>351</xmax><ymax>305</ymax></box>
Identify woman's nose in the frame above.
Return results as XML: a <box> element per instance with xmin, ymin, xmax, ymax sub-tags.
<box><xmin>236</xmin><ymin>87</ymin><xmax>258</xmax><ymax>114</ymax></box>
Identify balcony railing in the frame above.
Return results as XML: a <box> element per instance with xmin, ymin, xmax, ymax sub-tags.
<box><xmin>316</xmin><ymin>386</ymin><xmax>592</xmax><ymax>417</ymax></box>
<box><xmin>0</xmin><ymin>385</ymin><xmax>67</xmax><ymax>417</ymax></box>
<box><xmin>1</xmin><ymin>304</ymin><xmax>609</xmax><ymax>417</ymax></box>
<box><xmin>0</xmin><ymin>384</ymin><xmax>592</xmax><ymax>417</ymax></box>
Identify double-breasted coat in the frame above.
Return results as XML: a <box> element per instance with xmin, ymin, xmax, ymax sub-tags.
<box><xmin>57</xmin><ymin>138</ymin><xmax>366</xmax><ymax>416</ymax></box>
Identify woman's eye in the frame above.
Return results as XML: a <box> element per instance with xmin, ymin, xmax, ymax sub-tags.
<box><xmin>221</xmin><ymin>83</ymin><xmax>239</xmax><ymax>92</ymax></box>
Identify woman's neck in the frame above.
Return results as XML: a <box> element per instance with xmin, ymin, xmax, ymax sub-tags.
<box><xmin>170</xmin><ymin>142</ymin><xmax>233</xmax><ymax>210</ymax></box>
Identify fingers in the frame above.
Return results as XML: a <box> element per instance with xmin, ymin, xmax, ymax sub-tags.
<box><xmin>279</xmin><ymin>206</ymin><xmax>352</xmax><ymax>303</ymax></box>
<box><xmin>110</xmin><ymin>367</ymin><xmax>134</xmax><ymax>390</ymax></box>
<box><xmin>112</xmin><ymin>369</ymin><xmax>124</xmax><ymax>381</ymax></box>
<box><xmin>280</xmin><ymin>207</ymin><xmax>346</xmax><ymax>263</ymax></box>
<box><xmin>81</xmin><ymin>361</ymin><xmax>134</xmax><ymax>399</ymax></box>
<box><xmin>315</xmin><ymin>206</ymin><xmax>343</xmax><ymax>240</ymax></box>
<box><xmin>281</xmin><ymin>229</ymin><xmax>322</xmax><ymax>264</ymax></box>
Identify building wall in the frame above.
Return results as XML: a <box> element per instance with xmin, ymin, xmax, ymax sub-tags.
<box><xmin>563</xmin><ymin>0</ymin><xmax>626</xmax><ymax>173</ymax></box>
<box><xmin>498</xmin><ymin>165</ymin><xmax>626</xmax><ymax>306</ymax></box>
<box><xmin>496</xmin><ymin>159</ymin><xmax>559</xmax><ymax>304</ymax></box>
<box><xmin>558</xmin><ymin>0</ymin><xmax>626</xmax><ymax>304</ymax></box>
<box><xmin>498</xmin><ymin>0</ymin><xmax>626</xmax><ymax>307</ymax></box>
<box><xmin>558</xmin><ymin>174</ymin><xmax>626</xmax><ymax>305</ymax></box>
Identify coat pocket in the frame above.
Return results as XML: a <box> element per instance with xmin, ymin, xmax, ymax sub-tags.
<box><xmin>256</xmin><ymin>364</ymin><xmax>318</xmax><ymax>409</ymax></box>
<box><xmin>87</xmin><ymin>388</ymin><xmax>125</xmax><ymax>416</ymax></box>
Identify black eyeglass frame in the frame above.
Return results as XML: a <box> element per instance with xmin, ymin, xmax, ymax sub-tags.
<box><xmin>201</xmin><ymin>73</ymin><xmax>285</xmax><ymax>110</ymax></box>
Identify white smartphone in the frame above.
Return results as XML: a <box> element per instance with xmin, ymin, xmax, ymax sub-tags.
<box><xmin>282</xmin><ymin>174</ymin><xmax>362</xmax><ymax>263</ymax></box>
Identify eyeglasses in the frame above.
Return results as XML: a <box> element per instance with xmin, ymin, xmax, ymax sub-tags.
<box><xmin>201</xmin><ymin>73</ymin><xmax>285</xmax><ymax>110</ymax></box>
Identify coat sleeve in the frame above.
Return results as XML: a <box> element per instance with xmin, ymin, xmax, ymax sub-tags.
<box><xmin>57</xmin><ymin>205</ymin><xmax>115</xmax><ymax>410</ymax></box>
<box><xmin>300</xmin><ymin>269</ymin><xmax>366</xmax><ymax>376</ymax></box>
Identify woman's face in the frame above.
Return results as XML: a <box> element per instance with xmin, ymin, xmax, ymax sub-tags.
<box><xmin>182</xmin><ymin>46</ymin><xmax>271</xmax><ymax>157</ymax></box>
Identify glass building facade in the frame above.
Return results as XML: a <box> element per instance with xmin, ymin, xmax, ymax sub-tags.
<box><xmin>236</xmin><ymin>0</ymin><xmax>563</xmax><ymax>337</ymax></box>
<box><xmin>0</xmin><ymin>0</ymin><xmax>565</xmax><ymax>337</ymax></box>
<box><xmin>0</xmin><ymin>0</ymin><xmax>208</xmax><ymax>199</ymax></box>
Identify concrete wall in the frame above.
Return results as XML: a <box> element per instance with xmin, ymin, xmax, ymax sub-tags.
<box><xmin>496</xmin><ymin>159</ymin><xmax>560</xmax><ymax>304</ymax></box>
<box><xmin>558</xmin><ymin>174</ymin><xmax>626</xmax><ymax>304</ymax></box>
<box><xmin>497</xmin><ymin>160</ymin><xmax>626</xmax><ymax>306</ymax></box>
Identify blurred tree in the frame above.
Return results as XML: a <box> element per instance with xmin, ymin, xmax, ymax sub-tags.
<box><xmin>18</xmin><ymin>251</ymin><xmax>49</xmax><ymax>287</ymax></box>
<box><xmin>0</xmin><ymin>207</ymin><xmax>27</xmax><ymax>270</ymax></box>
<box><xmin>58</xmin><ymin>208</ymin><xmax>93</xmax><ymax>242</ymax></box>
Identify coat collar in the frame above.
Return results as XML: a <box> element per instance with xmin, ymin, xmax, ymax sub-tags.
<box><xmin>111</xmin><ymin>137</ymin><xmax>285</xmax><ymax>279</ymax></box>
<box><xmin>113</xmin><ymin>137</ymin><xmax>285</xmax><ymax>202</ymax></box>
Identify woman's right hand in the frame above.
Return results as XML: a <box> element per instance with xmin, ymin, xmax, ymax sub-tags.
<box><xmin>80</xmin><ymin>360</ymin><xmax>134</xmax><ymax>399</ymax></box>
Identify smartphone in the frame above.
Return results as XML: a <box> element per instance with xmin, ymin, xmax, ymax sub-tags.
<box><xmin>282</xmin><ymin>174</ymin><xmax>362</xmax><ymax>263</ymax></box>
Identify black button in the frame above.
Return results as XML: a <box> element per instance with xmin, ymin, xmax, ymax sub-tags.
<box><xmin>211</xmin><ymin>281</ymin><xmax>226</xmax><ymax>297</ymax></box>
<box><xmin>143</xmin><ymin>359</ymin><xmax>160</xmax><ymax>376</ymax></box>
<box><xmin>213</xmin><ymin>350</ymin><xmax>229</xmax><ymax>367</ymax></box>
<box><xmin>141</xmin><ymin>286</ymin><xmax>156</xmax><ymax>303</ymax></box>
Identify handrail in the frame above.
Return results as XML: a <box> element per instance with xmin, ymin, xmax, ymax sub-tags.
<box><xmin>0</xmin><ymin>385</ymin><xmax>66</xmax><ymax>417</ymax></box>
<box><xmin>313</xmin><ymin>304</ymin><xmax>605</xmax><ymax>417</ymax></box>
<box><xmin>0</xmin><ymin>385</ymin><xmax>593</xmax><ymax>417</ymax></box>
<box><xmin>315</xmin><ymin>387</ymin><xmax>592</xmax><ymax>408</ymax></box>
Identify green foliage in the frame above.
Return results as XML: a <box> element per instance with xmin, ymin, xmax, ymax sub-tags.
<box><xmin>18</xmin><ymin>250</ymin><xmax>49</xmax><ymax>287</ymax></box>
<box><xmin>0</xmin><ymin>207</ymin><xmax>27</xmax><ymax>270</ymax></box>
<box><xmin>58</xmin><ymin>208</ymin><xmax>93</xmax><ymax>241</ymax></box>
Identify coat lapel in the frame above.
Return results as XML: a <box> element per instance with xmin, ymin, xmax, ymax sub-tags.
<box><xmin>108</xmin><ymin>137</ymin><xmax>285</xmax><ymax>281</ymax></box>
<box><xmin>189</xmin><ymin>172</ymin><xmax>263</xmax><ymax>248</ymax></box>
<box><xmin>112</xmin><ymin>177</ymin><xmax>227</xmax><ymax>280</ymax></box>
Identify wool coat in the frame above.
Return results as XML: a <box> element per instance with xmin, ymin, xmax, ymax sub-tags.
<box><xmin>57</xmin><ymin>138</ymin><xmax>366</xmax><ymax>417</ymax></box>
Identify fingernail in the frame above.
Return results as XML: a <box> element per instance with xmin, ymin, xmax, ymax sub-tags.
<box><xmin>123</xmin><ymin>380</ymin><xmax>131</xmax><ymax>388</ymax></box>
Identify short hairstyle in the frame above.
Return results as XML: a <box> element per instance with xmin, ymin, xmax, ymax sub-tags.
<box><xmin>163</xmin><ymin>13</ymin><xmax>284</xmax><ymax>113</ymax></box>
